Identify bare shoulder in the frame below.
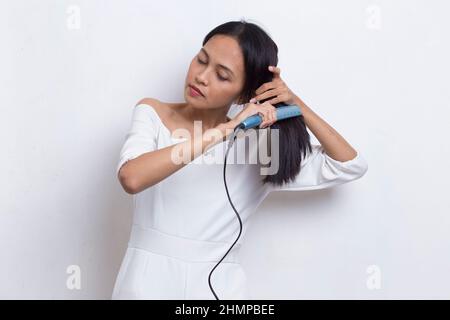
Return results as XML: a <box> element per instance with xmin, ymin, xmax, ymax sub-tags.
<box><xmin>135</xmin><ymin>97</ymin><xmax>176</xmax><ymax>118</ymax></box>
<box><xmin>135</xmin><ymin>97</ymin><xmax>165</xmax><ymax>112</ymax></box>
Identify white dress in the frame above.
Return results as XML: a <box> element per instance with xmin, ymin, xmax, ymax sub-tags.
<box><xmin>111</xmin><ymin>102</ymin><xmax>368</xmax><ymax>300</ymax></box>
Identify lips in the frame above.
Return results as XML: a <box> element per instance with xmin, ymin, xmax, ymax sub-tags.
<box><xmin>189</xmin><ymin>84</ymin><xmax>205</xmax><ymax>97</ymax></box>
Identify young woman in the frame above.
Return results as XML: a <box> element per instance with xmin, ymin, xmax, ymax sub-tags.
<box><xmin>112</xmin><ymin>20</ymin><xmax>368</xmax><ymax>300</ymax></box>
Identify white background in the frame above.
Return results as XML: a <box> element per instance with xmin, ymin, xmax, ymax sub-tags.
<box><xmin>1</xmin><ymin>0</ymin><xmax>449</xmax><ymax>299</ymax></box>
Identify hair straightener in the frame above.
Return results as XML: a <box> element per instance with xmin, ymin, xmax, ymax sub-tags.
<box><xmin>208</xmin><ymin>104</ymin><xmax>303</xmax><ymax>300</ymax></box>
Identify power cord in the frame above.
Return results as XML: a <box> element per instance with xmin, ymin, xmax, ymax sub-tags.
<box><xmin>208</xmin><ymin>126</ymin><xmax>243</xmax><ymax>300</ymax></box>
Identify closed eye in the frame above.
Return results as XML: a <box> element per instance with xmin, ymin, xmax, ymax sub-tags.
<box><xmin>197</xmin><ymin>57</ymin><xmax>229</xmax><ymax>81</ymax></box>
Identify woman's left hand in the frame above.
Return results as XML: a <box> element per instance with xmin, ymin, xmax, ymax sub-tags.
<box><xmin>249</xmin><ymin>65</ymin><xmax>299</xmax><ymax>106</ymax></box>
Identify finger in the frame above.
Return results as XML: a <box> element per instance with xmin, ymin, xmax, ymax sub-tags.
<box><xmin>256</xmin><ymin>111</ymin><xmax>265</xmax><ymax>122</ymax></box>
<box><xmin>268</xmin><ymin>65</ymin><xmax>281</xmax><ymax>78</ymax></box>
<box><xmin>263</xmin><ymin>107</ymin><xmax>275</xmax><ymax>127</ymax></box>
<box><xmin>251</xmin><ymin>84</ymin><xmax>276</xmax><ymax>103</ymax></box>
<box><xmin>254</xmin><ymin>87</ymin><xmax>282</xmax><ymax>103</ymax></box>
<box><xmin>269</xmin><ymin>92</ymin><xmax>289</xmax><ymax>105</ymax></box>
<box><xmin>268</xmin><ymin>96</ymin><xmax>280</xmax><ymax>105</ymax></box>
<box><xmin>261</xmin><ymin>104</ymin><xmax>275</xmax><ymax>126</ymax></box>
<box><xmin>271</xmin><ymin>109</ymin><xmax>277</xmax><ymax>125</ymax></box>
<box><xmin>268</xmin><ymin>109</ymin><xmax>276</xmax><ymax>126</ymax></box>
<box><xmin>255</xmin><ymin>81</ymin><xmax>276</xmax><ymax>96</ymax></box>
<box><xmin>259</xmin><ymin>111</ymin><xmax>269</xmax><ymax>128</ymax></box>
<box><xmin>262</xmin><ymin>113</ymin><xmax>271</xmax><ymax>128</ymax></box>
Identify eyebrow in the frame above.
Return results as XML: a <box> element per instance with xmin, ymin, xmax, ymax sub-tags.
<box><xmin>200</xmin><ymin>48</ymin><xmax>235</xmax><ymax>77</ymax></box>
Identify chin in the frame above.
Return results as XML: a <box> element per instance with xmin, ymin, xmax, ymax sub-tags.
<box><xmin>186</xmin><ymin>94</ymin><xmax>207</xmax><ymax>105</ymax></box>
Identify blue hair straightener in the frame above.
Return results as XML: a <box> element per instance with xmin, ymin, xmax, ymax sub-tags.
<box><xmin>208</xmin><ymin>104</ymin><xmax>303</xmax><ymax>300</ymax></box>
<box><xmin>236</xmin><ymin>104</ymin><xmax>303</xmax><ymax>130</ymax></box>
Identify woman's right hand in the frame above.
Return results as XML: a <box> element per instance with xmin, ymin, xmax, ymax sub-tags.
<box><xmin>228</xmin><ymin>101</ymin><xmax>278</xmax><ymax>130</ymax></box>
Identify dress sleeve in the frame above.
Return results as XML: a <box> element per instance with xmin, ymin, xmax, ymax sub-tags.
<box><xmin>116</xmin><ymin>104</ymin><xmax>160</xmax><ymax>176</ymax></box>
<box><xmin>267</xmin><ymin>144</ymin><xmax>368</xmax><ymax>192</ymax></box>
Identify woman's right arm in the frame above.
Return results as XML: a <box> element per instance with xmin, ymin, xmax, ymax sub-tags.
<box><xmin>118</xmin><ymin>101</ymin><xmax>272</xmax><ymax>194</ymax></box>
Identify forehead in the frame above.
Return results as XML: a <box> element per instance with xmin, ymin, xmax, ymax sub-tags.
<box><xmin>203</xmin><ymin>35</ymin><xmax>244</xmax><ymax>75</ymax></box>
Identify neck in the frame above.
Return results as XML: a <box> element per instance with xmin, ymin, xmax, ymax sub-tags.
<box><xmin>181</xmin><ymin>102</ymin><xmax>231</xmax><ymax>130</ymax></box>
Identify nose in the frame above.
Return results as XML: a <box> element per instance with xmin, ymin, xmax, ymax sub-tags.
<box><xmin>195</xmin><ymin>69</ymin><xmax>209</xmax><ymax>86</ymax></box>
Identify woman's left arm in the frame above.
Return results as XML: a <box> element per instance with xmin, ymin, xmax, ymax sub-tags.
<box><xmin>292</xmin><ymin>95</ymin><xmax>357</xmax><ymax>162</ymax></box>
<box><xmin>251</xmin><ymin>65</ymin><xmax>358</xmax><ymax>162</ymax></box>
<box><xmin>250</xmin><ymin>65</ymin><xmax>368</xmax><ymax>193</ymax></box>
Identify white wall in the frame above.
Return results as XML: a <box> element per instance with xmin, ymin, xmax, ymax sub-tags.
<box><xmin>1</xmin><ymin>0</ymin><xmax>449</xmax><ymax>299</ymax></box>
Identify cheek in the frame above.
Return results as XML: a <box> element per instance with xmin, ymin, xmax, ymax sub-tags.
<box><xmin>212</xmin><ymin>85</ymin><xmax>240</xmax><ymax>102</ymax></box>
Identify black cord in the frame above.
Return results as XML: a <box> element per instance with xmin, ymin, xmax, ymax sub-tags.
<box><xmin>208</xmin><ymin>127</ymin><xmax>243</xmax><ymax>300</ymax></box>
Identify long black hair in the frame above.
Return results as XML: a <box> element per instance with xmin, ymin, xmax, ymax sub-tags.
<box><xmin>202</xmin><ymin>19</ymin><xmax>312</xmax><ymax>188</ymax></box>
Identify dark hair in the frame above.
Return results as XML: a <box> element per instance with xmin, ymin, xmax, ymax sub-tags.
<box><xmin>202</xmin><ymin>19</ymin><xmax>312</xmax><ymax>188</ymax></box>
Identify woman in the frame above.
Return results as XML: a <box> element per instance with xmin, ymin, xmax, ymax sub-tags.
<box><xmin>112</xmin><ymin>20</ymin><xmax>368</xmax><ymax>300</ymax></box>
